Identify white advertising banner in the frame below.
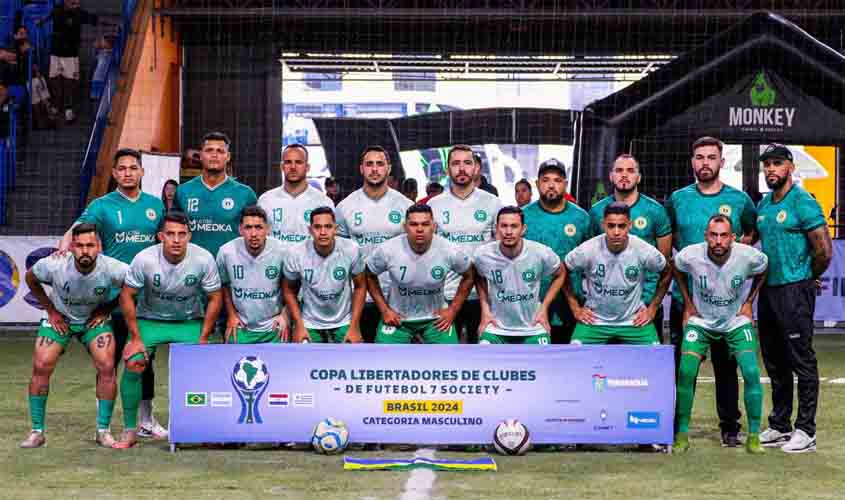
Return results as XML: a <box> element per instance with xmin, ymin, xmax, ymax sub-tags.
<box><xmin>140</xmin><ymin>152</ymin><xmax>180</xmax><ymax>199</ymax></box>
<box><xmin>0</xmin><ymin>236</ymin><xmax>62</xmax><ymax>324</ymax></box>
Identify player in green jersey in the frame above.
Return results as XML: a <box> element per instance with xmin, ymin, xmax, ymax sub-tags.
<box><xmin>756</xmin><ymin>144</ymin><xmax>832</xmax><ymax>453</ymax></box>
<box><xmin>665</xmin><ymin>136</ymin><xmax>758</xmax><ymax>447</ymax></box>
<box><xmin>60</xmin><ymin>148</ymin><xmax>167</xmax><ymax>439</ymax></box>
<box><xmin>589</xmin><ymin>154</ymin><xmax>672</xmax><ymax>341</ymax></box>
<box><xmin>522</xmin><ymin>159</ymin><xmax>591</xmax><ymax>344</ymax></box>
<box><xmin>20</xmin><ymin>225</ymin><xmax>128</xmax><ymax>449</ymax></box>
<box><xmin>174</xmin><ymin>131</ymin><xmax>258</xmax><ymax>257</ymax></box>
<box><xmin>113</xmin><ymin>212</ymin><xmax>222</xmax><ymax>449</ymax></box>
<box><xmin>284</xmin><ymin>207</ymin><xmax>367</xmax><ymax>343</ymax></box>
<box><xmin>672</xmin><ymin>215</ymin><xmax>769</xmax><ymax>454</ymax></box>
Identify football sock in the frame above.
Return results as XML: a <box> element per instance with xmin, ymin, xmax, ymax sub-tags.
<box><xmin>736</xmin><ymin>350</ymin><xmax>763</xmax><ymax>434</ymax></box>
<box><xmin>139</xmin><ymin>399</ymin><xmax>152</xmax><ymax>426</ymax></box>
<box><xmin>29</xmin><ymin>395</ymin><xmax>48</xmax><ymax>432</ymax></box>
<box><xmin>675</xmin><ymin>353</ymin><xmax>702</xmax><ymax>434</ymax></box>
<box><xmin>120</xmin><ymin>370</ymin><xmax>142</xmax><ymax>430</ymax></box>
<box><xmin>97</xmin><ymin>399</ymin><xmax>115</xmax><ymax>430</ymax></box>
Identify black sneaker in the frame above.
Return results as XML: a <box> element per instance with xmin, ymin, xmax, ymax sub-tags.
<box><xmin>721</xmin><ymin>431</ymin><xmax>741</xmax><ymax>448</ymax></box>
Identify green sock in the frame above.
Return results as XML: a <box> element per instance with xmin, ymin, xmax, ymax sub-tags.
<box><xmin>97</xmin><ymin>399</ymin><xmax>115</xmax><ymax>431</ymax></box>
<box><xmin>675</xmin><ymin>354</ymin><xmax>702</xmax><ymax>434</ymax></box>
<box><xmin>120</xmin><ymin>370</ymin><xmax>142</xmax><ymax>430</ymax></box>
<box><xmin>29</xmin><ymin>395</ymin><xmax>48</xmax><ymax>432</ymax></box>
<box><xmin>736</xmin><ymin>351</ymin><xmax>763</xmax><ymax>434</ymax></box>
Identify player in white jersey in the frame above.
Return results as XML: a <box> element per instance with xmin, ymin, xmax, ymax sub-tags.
<box><xmin>427</xmin><ymin>145</ymin><xmax>503</xmax><ymax>343</ymax></box>
<box><xmin>283</xmin><ymin>206</ymin><xmax>367</xmax><ymax>343</ymax></box>
<box><xmin>20</xmin><ymin>224</ymin><xmax>128</xmax><ymax>449</ymax></box>
<box><xmin>217</xmin><ymin>205</ymin><xmax>289</xmax><ymax>344</ymax></box>
<box><xmin>366</xmin><ymin>204</ymin><xmax>473</xmax><ymax>344</ymax></box>
<box><xmin>565</xmin><ymin>202</ymin><xmax>670</xmax><ymax>345</ymax></box>
<box><xmin>258</xmin><ymin>144</ymin><xmax>334</xmax><ymax>245</ymax></box>
<box><xmin>673</xmin><ymin>215</ymin><xmax>768</xmax><ymax>454</ymax></box>
<box><xmin>335</xmin><ymin>145</ymin><xmax>413</xmax><ymax>341</ymax></box>
<box><xmin>474</xmin><ymin>207</ymin><xmax>566</xmax><ymax>345</ymax></box>
<box><xmin>114</xmin><ymin>212</ymin><xmax>222</xmax><ymax>449</ymax></box>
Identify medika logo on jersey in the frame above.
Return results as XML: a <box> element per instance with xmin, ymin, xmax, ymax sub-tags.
<box><xmin>592</xmin><ymin>374</ymin><xmax>649</xmax><ymax>392</ymax></box>
<box><xmin>114</xmin><ymin>231</ymin><xmax>155</xmax><ymax>244</ymax></box>
<box><xmin>190</xmin><ymin>219</ymin><xmax>233</xmax><ymax>233</ymax></box>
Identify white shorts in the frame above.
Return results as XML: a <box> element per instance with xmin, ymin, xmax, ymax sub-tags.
<box><xmin>49</xmin><ymin>56</ymin><xmax>80</xmax><ymax>80</ymax></box>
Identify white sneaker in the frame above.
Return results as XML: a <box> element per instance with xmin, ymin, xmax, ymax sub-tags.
<box><xmin>759</xmin><ymin>428</ymin><xmax>792</xmax><ymax>448</ymax></box>
<box><xmin>781</xmin><ymin>429</ymin><xmax>816</xmax><ymax>454</ymax></box>
<box><xmin>138</xmin><ymin>416</ymin><xmax>168</xmax><ymax>439</ymax></box>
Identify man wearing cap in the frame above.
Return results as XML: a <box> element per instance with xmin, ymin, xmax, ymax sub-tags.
<box><xmin>523</xmin><ymin>158</ymin><xmax>591</xmax><ymax>344</ymax></box>
<box><xmin>756</xmin><ymin>144</ymin><xmax>831</xmax><ymax>453</ymax></box>
<box><xmin>589</xmin><ymin>154</ymin><xmax>672</xmax><ymax>342</ymax></box>
<box><xmin>665</xmin><ymin>136</ymin><xmax>758</xmax><ymax>448</ymax></box>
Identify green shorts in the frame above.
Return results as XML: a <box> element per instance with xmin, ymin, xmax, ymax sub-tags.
<box><xmin>681</xmin><ymin>323</ymin><xmax>758</xmax><ymax>358</ymax></box>
<box><xmin>227</xmin><ymin>328</ymin><xmax>282</xmax><ymax>344</ymax></box>
<box><xmin>306</xmin><ymin>325</ymin><xmax>349</xmax><ymax>343</ymax></box>
<box><xmin>37</xmin><ymin>320</ymin><xmax>113</xmax><ymax>348</ymax></box>
<box><xmin>137</xmin><ymin>318</ymin><xmax>203</xmax><ymax>355</ymax></box>
<box><xmin>479</xmin><ymin>331</ymin><xmax>550</xmax><ymax>345</ymax></box>
<box><xmin>571</xmin><ymin>323</ymin><xmax>659</xmax><ymax>345</ymax></box>
<box><xmin>376</xmin><ymin>319</ymin><xmax>458</xmax><ymax>344</ymax></box>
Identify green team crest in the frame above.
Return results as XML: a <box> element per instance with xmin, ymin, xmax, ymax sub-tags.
<box><xmin>521</xmin><ymin>269</ymin><xmax>537</xmax><ymax>283</ymax></box>
<box><xmin>332</xmin><ymin>266</ymin><xmax>347</xmax><ymax>281</ymax></box>
<box><xmin>431</xmin><ymin>266</ymin><xmax>446</xmax><ymax>280</ymax></box>
<box><xmin>473</xmin><ymin>210</ymin><xmax>487</xmax><ymax>222</ymax></box>
<box><xmin>388</xmin><ymin>210</ymin><xmax>402</xmax><ymax>224</ymax></box>
<box><xmin>750</xmin><ymin>71</ymin><xmax>776</xmax><ymax>107</ymax></box>
<box><xmin>265</xmin><ymin>266</ymin><xmax>280</xmax><ymax>280</ymax></box>
<box><xmin>731</xmin><ymin>275</ymin><xmax>743</xmax><ymax>289</ymax></box>
<box><xmin>184</xmin><ymin>274</ymin><xmax>199</xmax><ymax>286</ymax></box>
<box><xmin>624</xmin><ymin>266</ymin><xmax>640</xmax><ymax>281</ymax></box>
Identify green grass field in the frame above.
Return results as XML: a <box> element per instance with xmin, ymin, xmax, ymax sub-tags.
<box><xmin>2</xmin><ymin>333</ymin><xmax>844</xmax><ymax>499</ymax></box>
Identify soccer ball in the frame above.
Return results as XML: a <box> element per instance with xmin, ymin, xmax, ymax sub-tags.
<box><xmin>493</xmin><ymin>419</ymin><xmax>531</xmax><ymax>455</ymax></box>
<box><xmin>312</xmin><ymin>417</ymin><xmax>350</xmax><ymax>454</ymax></box>
<box><xmin>232</xmin><ymin>356</ymin><xmax>269</xmax><ymax>392</ymax></box>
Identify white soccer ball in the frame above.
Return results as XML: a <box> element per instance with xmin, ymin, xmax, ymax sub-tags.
<box><xmin>312</xmin><ymin>417</ymin><xmax>350</xmax><ymax>454</ymax></box>
<box><xmin>232</xmin><ymin>356</ymin><xmax>269</xmax><ymax>392</ymax></box>
<box><xmin>493</xmin><ymin>418</ymin><xmax>531</xmax><ymax>455</ymax></box>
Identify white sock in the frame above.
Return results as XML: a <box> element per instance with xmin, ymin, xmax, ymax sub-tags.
<box><xmin>139</xmin><ymin>399</ymin><xmax>153</xmax><ymax>426</ymax></box>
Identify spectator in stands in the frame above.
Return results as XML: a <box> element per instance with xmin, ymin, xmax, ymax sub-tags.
<box><xmin>418</xmin><ymin>181</ymin><xmax>443</xmax><ymax>205</ymax></box>
<box><xmin>471</xmin><ymin>152</ymin><xmax>499</xmax><ymax>197</ymax></box>
<box><xmin>324</xmin><ymin>176</ymin><xmax>342</xmax><ymax>205</ymax></box>
<box><xmin>401</xmin><ymin>178</ymin><xmax>418</xmax><ymax>202</ymax></box>
<box><xmin>515</xmin><ymin>178</ymin><xmax>532</xmax><ymax>207</ymax></box>
<box><xmin>90</xmin><ymin>35</ymin><xmax>112</xmax><ymax>102</ymax></box>
<box><xmin>388</xmin><ymin>174</ymin><xmax>400</xmax><ymax>191</ymax></box>
<box><xmin>13</xmin><ymin>26</ymin><xmax>31</xmax><ymax>86</ymax></box>
<box><xmin>31</xmin><ymin>64</ymin><xmax>56</xmax><ymax>130</ymax></box>
<box><xmin>160</xmin><ymin>179</ymin><xmax>178</xmax><ymax>212</ymax></box>
<box><xmin>37</xmin><ymin>0</ymin><xmax>98</xmax><ymax>124</ymax></box>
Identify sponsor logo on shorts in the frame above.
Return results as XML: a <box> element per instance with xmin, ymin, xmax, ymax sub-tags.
<box><xmin>627</xmin><ymin>411</ymin><xmax>660</xmax><ymax>429</ymax></box>
<box><xmin>685</xmin><ymin>329</ymin><xmax>699</xmax><ymax>342</ymax></box>
<box><xmin>473</xmin><ymin>210</ymin><xmax>487</xmax><ymax>222</ymax></box>
<box><xmin>222</xmin><ymin>198</ymin><xmax>235</xmax><ymax>210</ymax></box>
<box><xmin>185</xmin><ymin>392</ymin><xmax>208</xmax><ymax>407</ymax></box>
<box><xmin>564</xmin><ymin>224</ymin><xmax>577</xmax><ymax>237</ymax></box>
<box><xmin>381</xmin><ymin>325</ymin><xmax>396</xmax><ymax>335</ymax></box>
<box><xmin>265</xmin><ymin>266</ymin><xmax>280</xmax><ymax>280</ymax></box>
<box><xmin>389</xmin><ymin>210</ymin><xmax>402</xmax><ymax>224</ymax></box>
<box><xmin>293</xmin><ymin>393</ymin><xmax>314</xmax><ymax>408</ymax></box>
<box><xmin>634</xmin><ymin>217</ymin><xmax>648</xmax><ymax>230</ymax></box>
<box><xmin>211</xmin><ymin>392</ymin><xmax>233</xmax><ymax>407</ymax></box>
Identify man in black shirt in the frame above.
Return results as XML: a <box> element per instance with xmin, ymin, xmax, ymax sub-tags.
<box><xmin>38</xmin><ymin>0</ymin><xmax>98</xmax><ymax>123</ymax></box>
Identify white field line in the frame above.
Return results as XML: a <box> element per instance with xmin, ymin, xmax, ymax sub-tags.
<box><xmin>399</xmin><ymin>448</ymin><xmax>437</xmax><ymax>500</ymax></box>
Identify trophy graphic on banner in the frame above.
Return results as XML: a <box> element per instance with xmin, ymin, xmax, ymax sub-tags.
<box><xmin>231</xmin><ymin>356</ymin><xmax>270</xmax><ymax>424</ymax></box>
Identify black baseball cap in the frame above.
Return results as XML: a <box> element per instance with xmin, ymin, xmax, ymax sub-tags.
<box><xmin>759</xmin><ymin>143</ymin><xmax>794</xmax><ymax>162</ymax></box>
<box><xmin>538</xmin><ymin>158</ymin><xmax>567</xmax><ymax>178</ymax></box>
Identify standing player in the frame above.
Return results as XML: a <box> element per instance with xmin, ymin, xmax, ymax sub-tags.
<box><xmin>335</xmin><ymin>146</ymin><xmax>413</xmax><ymax>341</ymax></box>
<box><xmin>366</xmin><ymin>204</ymin><xmax>474</xmax><ymax>344</ymax></box>
<box><xmin>114</xmin><ymin>212</ymin><xmax>222</xmax><ymax>449</ymax></box>
<box><xmin>174</xmin><ymin>131</ymin><xmax>257</xmax><ymax>257</ymax></box>
<box><xmin>283</xmin><ymin>207</ymin><xmax>367</xmax><ymax>343</ymax></box>
<box><xmin>258</xmin><ymin>144</ymin><xmax>334</xmax><ymax>245</ymax></box>
<box><xmin>673</xmin><ymin>215</ymin><xmax>768</xmax><ymax>454</ymax></box>
<box><xmin>665</xmin><ymin>136</ymin><xmax>757</xmax><ymax>447</ymax></box>
<box><xmin>474</xmin><ymin>207</ymin><xmax>566</xmax><ymax>344</ymax></box>
<box><xmin>565</xmin><ymin>202</ymin><xmax>670</xmax><ymax>344</ymax></box>
<box><xmin>522</xmin><ymin>159</ymin><xmax>590</xmax><ymax>344</ymax></box>
<box><xmin>756</xmin><ymin>144</ymin><xmax>832</xmax><ymax>453</ymax></box>
<box><xmin>428</xmin><ymin>145</ymin><xmax>502</xmax><ymax>343</ymax></box>
<box><xmin>216</xmin><ymin>206</ymin><xmax>289</xmax><ymax>344</ymax></box>
<box><xmin>20</xmin><ymin>225</ymin><xmax>128</xmax><ymax>448</ymax></box>
<box><xmin>589</xmin><ymin>154</ymin><xmax>672</xmax><ymax>341</ymax></box>
<box><xmin>60</xmin><ymin>148</ymin><xmax>166</xmax><ymax>440</ymax></box>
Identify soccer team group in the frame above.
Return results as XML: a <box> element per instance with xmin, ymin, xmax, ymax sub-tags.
<box><xmin>20</xmin><ymin>133</ymin><xmax>831</xmax><ymax>455</ymax></box>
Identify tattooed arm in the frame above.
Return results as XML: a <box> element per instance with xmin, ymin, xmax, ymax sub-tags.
<box><xmin>808</xmin><ymin>226</ymin><xmax>833</xmax><ymax>279</ymax></box>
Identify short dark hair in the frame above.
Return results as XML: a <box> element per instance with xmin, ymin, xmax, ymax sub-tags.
<box><xmin>496</xmin><ymin>206</ymin><xmax>525</xmax><ymax>225</ymax></box>
<box><xmin>202</xmin><ymin>131</ymin><xmax>231</xmax><ymax>148</ymax></box>
<box><xmin>359</xmin><ymin>145</ymin><xmax>390</xmax><ymax>165</ymax></box>
<box><xmin>113</xmin><ymin>148</ymin><xmax>142</xmax><ymax>167</ymax></box>
<box><xmin>240</xmin><ymin>205</ymin><xmax>268</xmax><ymax>224</ymax></box>
<box><xmin>72</xmin><ymin>223</ymin><xmax>98</xmax><ymax>239</ymax></box>
<box><xmin>283</xmin><ymin>143</ymin><xmax>309</xmax><ymax>162</ymax></box>
<box><xmin>402</xmin><ymin>178</ymin><xmax>418</xmax><ymax>192</ymax></box>
<box><xmin>613</xmin><ymin>153</ymin><xmax>640</xmax><ymax>173</ymax></box>
<box><xmin>692</xmin><ymin>136</ymin><xmax>723</xmax><ymax>155</ymax></box>
<box><xmin>472</xmin><ymin>152</ymin><xmax>482</xmax><ymax>166</ymax></box>
<box><xmin>447</xmin><ymin>145</ymin><xmax>473</xmax><ymax>165</ymax></box>
<box><xmin>324</xmin><ymin>177</ymin><xmax>337</xmax><ymax>188</ymax></box>
<box><xmin>603</xmin><ymin>201</ymin><xmax>631</xmax><ymax>219</ymax></box>
<box><xmin>406</xmin><ymin>203</ymin><xmax>433</xmax><ymax>219</ymax></box>
<box><xmin>515</xmin><ymin>178</ymin><xmax>532</xmax><ymax>192</ymax></box>
<box><xmin>707</xmin><ymin>214</ymin><xmax>733</xmax><ymax>230</ymax></box>
<box><xmin>309</xmin><ymin>206</ymin><xmax>336</xmax><ymax>224</ymax></box>
<box><xmin>159</xmin><ymin>211</ymin><xmax>190</xmax><ymax>231</ymax></box>
<box><xmin>426</xmin><ymin>181</ymin><xmax>444</xmax><ymax>193</ymax></box>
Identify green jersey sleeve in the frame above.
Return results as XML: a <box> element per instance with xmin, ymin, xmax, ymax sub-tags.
<box><xmin>740</xmin><ymin>195</ymin><xmax>758</xmax><ymax>236</ymax></box>
<box><xmin>76</xmin><ymin>198</ymin><xmax>105</xmax><ymax>226</ymax></box>
<box><xmin>653</xmin><ymin>203</ymin><xmax>672</xmax><ymax>238</ymax></box>
<box><xmin>797</xmin><ymin>192</ymin><xmax>827</xmax><ymax>231</ymax></box>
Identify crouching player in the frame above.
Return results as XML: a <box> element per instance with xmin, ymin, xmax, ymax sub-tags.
<box><xmin>20</xmin><ymin>224</ymin><xmax>128</xmax><ymax>448</ymax></box>
<box><xmin>672</xmin><ymin>215</ymin><xmax>768</xmax><ymax>454</ymax></box>
<box><xmin>217</xmin><ymin>206</ymin><xmax>289</xmax><ymax>343</ymax></box>
<box><xmin>474</xmin><ymin>206</ymin><xmax>566</xmax><ymax>344</ymax></box>
<box><xmin>114</xmin><ymin>212</ymin><xmax>222</xmax><ymax>449</ymax></box>
<box><xmin>283</xmin><ymin>207</ymin><xmax>367</xmax><ymax>343</ymax></box>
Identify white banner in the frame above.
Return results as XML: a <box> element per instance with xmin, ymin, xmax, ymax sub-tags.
<box><xmin>141</xmin><ymin>152</ymin><xmax>180</xmax><ymax>199</ymax></box>
<box><xmin>0</xmin><ymin>236</ymin><xmax>62</xmax><ymax>324</ymax></box>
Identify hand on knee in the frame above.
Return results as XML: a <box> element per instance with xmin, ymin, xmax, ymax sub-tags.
<box><xmin>126</xmin><ymin>359</ymin><xmax>146</xmax><ymax>374</ymax></box>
